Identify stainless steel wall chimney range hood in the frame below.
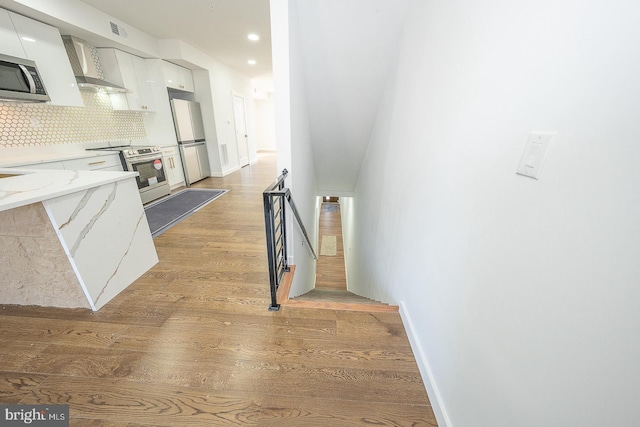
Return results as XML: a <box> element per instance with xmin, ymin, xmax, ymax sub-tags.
<box><xmin>62</xmin><ymin>35</ymin><xmax>128</xmax><ymax>93</ymax></box>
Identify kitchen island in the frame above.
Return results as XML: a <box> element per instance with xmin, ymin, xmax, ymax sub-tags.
<box><xmin>0</xmin><ymin>167</ymin><xmax>158</xmax><ymax>310</ymax></box>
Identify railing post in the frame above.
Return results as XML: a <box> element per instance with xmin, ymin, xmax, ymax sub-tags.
<box><xmin>263</xmin><ymin>168</ymin><xmax>317</xmax><ymax>311</ymax></box>
<box><xmin>263</xmin><ymin>192</ymin><xmax>280</xmax><ymax>311</ymax></box>
<box><xmin>279</xmin><ymin>192</ymin><xmax>289</xmax><ymax>273</ymax></box>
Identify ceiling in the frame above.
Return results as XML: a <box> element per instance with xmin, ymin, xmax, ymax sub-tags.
<box><xmin>78</xmin><ymin>0</ymin><xmax>272</xmax><ymax>81</ymax></box>
<box><xmin>293</xmin><ymin>0</ymin><xmax>410</xmax><ymax>194</ymax></box>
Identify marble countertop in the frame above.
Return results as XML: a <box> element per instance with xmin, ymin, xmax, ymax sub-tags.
<box><xmin>0</xmin><ymin>167</ymin><xmax>138</xmax><ymax>212</ymax></box>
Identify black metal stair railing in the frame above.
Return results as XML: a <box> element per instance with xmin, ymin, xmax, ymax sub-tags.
<box><xmin>263</xmin><ymin>169</ymin><xmax>317</xmax><ymax>311</ymax></box>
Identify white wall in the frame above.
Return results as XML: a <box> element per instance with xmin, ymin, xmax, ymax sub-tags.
<box><xmin>270</xmin><ymin>0</ymin><xmax>291</xmax><ymax>181</ymax></box>
<box><xmin>255</xmin><ymin>94</ymin><xmax>277</xmax><ymax>151</ymax></box>
<box><xmin>271</xmin><ymin>0</ymin><xmax>317</xmax><ymax>297</ymax></box>
<box><xmin>339</xmin><ymin>196</ymin><xmax>354</xmax><ymax>291</ymax></box>
<box><xmin>349</xmin><ymin>1</ymin><xmax>640</xmax><ymax>426</ymax></box>
<box><xmin>205</xmin><ymin>62</ymin><xmax>255</xmax><ymax>174</ymax></box>
<box><xmin>0</xmin><ymin>0</ymin><xmax>160</xmax><ymax>57</ymax></box>
<box><xmin>161</xmin><ymin>39</ymin><xmax>258</xmax><ymax>176</ymax></box>
<box><xmin>293</xmin><ymin>0</ymin><xmax>409</xmax><ymax>195</ymax></box>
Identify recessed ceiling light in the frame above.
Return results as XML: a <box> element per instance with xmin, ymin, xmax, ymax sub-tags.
<box><xmin>248</xmin><ymin>59</ymin><xmax>257</xmax><ymax>65</ymax></box>
<box><xmin>248</xmin><ymin>33</ymin><xmax>260</xmax><ymax>41</ymax></box>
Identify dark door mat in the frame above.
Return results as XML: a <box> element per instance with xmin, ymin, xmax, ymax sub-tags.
<box><xmin>144</xmin><ymin>188</ymin><xmax>227</xmax><ymax>237</ymax></box>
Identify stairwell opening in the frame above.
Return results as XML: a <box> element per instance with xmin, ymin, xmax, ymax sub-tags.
<box><xmin>283</xmin><ymin>196</ymin><xmax>396</xmax><ymax>311</ymax></box>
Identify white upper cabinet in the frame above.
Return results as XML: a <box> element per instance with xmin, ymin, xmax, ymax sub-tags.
<box><xmin>131</xmin><ymin>55</ymin><xmax>155</xmax><ymax>110</ymax></box>
<box><xmin>6</xmin><ymin>11</ymin><xmax>83</xmax><ymax>107</ymax></box>
<box><xmin>0</xmin><ymin>9</ymin><xmax>26</xmax><ymax>58</ymax></box>
<box><xmin>162</xmin><ymin>61</ymin><xmax>180</xmax><ymax>89</ymax></box>
<box><xmin>98</xmin><ymin>48</ymin><xmax>155</xmax><ymax>112</ymax></box>
<box><xmin>143</xmin><ymin>59</ymin><xmax>182</xmax><ymax>147</ymax></box>
<box><xmin>162</xmin><ymin>61</ymin><xmax>194</xmax><ymax>92</ymax></box>
<box><xmin>177</xmin><ymin>66</ymin><xmax>195</xmax><ymax>92</ymax></box>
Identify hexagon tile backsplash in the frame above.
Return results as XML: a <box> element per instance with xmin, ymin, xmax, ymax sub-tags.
<box><xmin>0</xmin><ymin>91</ymin><xmax>146</xmax><ymax>148</ymax></box>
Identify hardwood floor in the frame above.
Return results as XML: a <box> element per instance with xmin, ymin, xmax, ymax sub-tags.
<box><xmin>314</xmin><ymin>202</ymin><xmax>348</xmax><ymax>290</ymax></box>
<box><xmin>0</xmin><ymin>153</ymin><xmax>436</xmax><ymax>426</ymax></box>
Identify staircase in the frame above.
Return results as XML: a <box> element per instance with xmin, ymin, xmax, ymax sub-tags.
<box><xmin>286</xmin><ymin>288</ymin><xmax>398</xmax><ymax>313</ymax></box>
<box><xmin>281</xmin><ymin>199</ymin><xmax>398</xmax><ymax>312</ymax></box>
<box><xmin>263</xmin><ymin>178</ymin><xmax>397</xmax><ymax>313</ymax></box>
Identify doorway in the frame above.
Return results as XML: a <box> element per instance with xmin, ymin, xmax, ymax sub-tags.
<box><xmin>233</xmin><ymin>94</ymin><xmax>250</xmax><ymax>167</ymax></box>
<box><xmin>316</xmin><ymin>196</ymin><xmax>346</xmax><ymax>290</ymax></box>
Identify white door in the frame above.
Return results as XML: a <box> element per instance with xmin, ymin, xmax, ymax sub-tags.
<box><xmin>233</xmin><ymin>95</ymin><xmax>250</xmax><ymax>167</ymax></box>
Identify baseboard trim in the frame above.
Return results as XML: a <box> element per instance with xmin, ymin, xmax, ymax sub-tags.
<box><xmin>400</xmin><ymin>300</ymin><xmax>452</xmax><ymax>427</ymax></box>
<box><xmin>211</xmin><ymin>166</ymin><xmax>242</xmax><ymax>178</ymax></box>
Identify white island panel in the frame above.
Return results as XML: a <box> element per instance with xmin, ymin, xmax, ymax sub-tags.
<box><xmin>44</xmin><ymin>178</ymin><xmax>158</xmax><ymax>310</ymax></box>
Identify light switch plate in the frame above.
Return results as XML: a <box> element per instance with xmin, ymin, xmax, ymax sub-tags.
<box><xmin>517</xmin><ymin>132</ymin><xmax>555</xmax><ymax>179</ymax></box>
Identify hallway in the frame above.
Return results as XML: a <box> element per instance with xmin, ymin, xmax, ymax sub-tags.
<box><xmin>0</xmin><ymin>154</ymin><xmax>436</xmax><ymax>426</ymax></box>
<box><xmin>315</xmin><ymin>200</ymin><xmax>347</xmax><ymax>290</ymax></box>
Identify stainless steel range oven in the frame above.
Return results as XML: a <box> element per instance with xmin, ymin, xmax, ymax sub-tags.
<box><xmin>121</xmin><ymin>147</ymin><xmax>171</xmax><ymax>204</ymax></box>
<box><xmin>88</xmin><ymin>145</ymin><xmax>171</xmax><ymax>204</ymax></box>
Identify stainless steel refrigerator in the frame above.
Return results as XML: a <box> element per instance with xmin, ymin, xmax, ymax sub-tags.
<box><xmin>170</xmin><ymin>99</ymin><xmax>211</xmax><ymax>185</ymax></box>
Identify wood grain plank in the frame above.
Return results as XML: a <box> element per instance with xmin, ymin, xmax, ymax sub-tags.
<box><xmin>70</xmin><ymin>420</ymin><xmax>133</xmax><ymax>427</ymax></box>
<box><xmin>284</xmin><ymin>299</ymin><xmax>399</xmax><ymax>312</ymax></box>
<box><xmin>19</xmin><ymin>344</ymin><xmax>234</xmax><ymax>390</ymax></box>
<box><xmin>299</xmin><ymin>339</ymin><xmax>421</xmax><ymax>372</ymax></box>
<box><xmin>258</xmin><ymin>395</ymin><xmax>438</xmax><ymax>427</ymax></box>
<box><xmin>224</xmin><ymin>359</ymin><xmax>429</xmax><ymax>405</ymax></box>
<box><xmin>0</xmin><ymin>340</ymin><xmax>50</xmax><ymax>372</ymax></box>
<box><xmin>0</xmin><ymin>155</ymin><xmax>434</xmax><ymax>425</ymax></box>
<box><xmin>335</xmin><ymin>311</ymin><xmax>411</xmax><ymax>345</ymax></box>
<box><xmin>276</xmin><ymin>266</ymin><xmax>295</xmax><ymax>305</ymax></box>
<box><xmin>18</xmin><ymin>345</ymin><xmax>142</xmax><ymax>379</ymax></box>
<box><xmin>0</xmin><ymin>372</ymin><xmax>47</xmax><ymax>404</ymax></box>
<box><xmin>0</xmin><ymin>317</ymin><xmax>122</xmax><ymax>348</ymax></box>
<box><xmin>20</xmin><ymin>377</ymin><xmax>263</xmax><ymax>426</ymax></box>
<box><xmin>163</xmin><ymin>311</ymin><xmax>337</xmax><ymax>342</ymax></box>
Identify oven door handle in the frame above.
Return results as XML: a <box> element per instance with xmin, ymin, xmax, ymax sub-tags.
<box><xmin>128</xmin><ymin>155</ymin><xmax>164</xmax><ymax>163</ymax></box>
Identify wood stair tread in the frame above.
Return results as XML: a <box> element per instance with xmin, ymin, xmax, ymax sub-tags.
<box><xmin>296</xmin><ymin>289</ymin><xmax>382</xmax><ymax>304</ymax></box>
<box><xmin>285</xmin><ymin>288</ymin><xmax>399</xmax><ymax>312</ymax></box>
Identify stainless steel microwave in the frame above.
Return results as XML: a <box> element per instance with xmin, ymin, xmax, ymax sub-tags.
<box><xmin>0</xmin><ymin>53</ymin><xmax>49</xmax><ymax>102</ymax></box>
